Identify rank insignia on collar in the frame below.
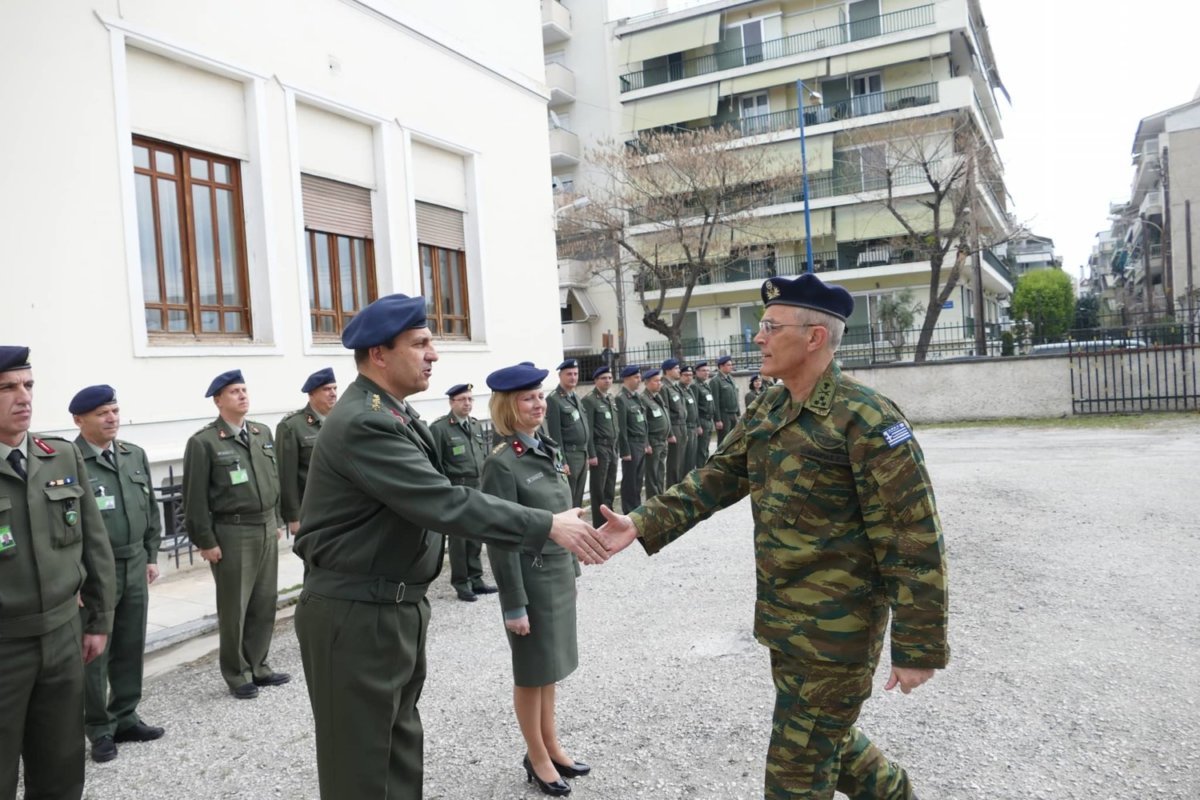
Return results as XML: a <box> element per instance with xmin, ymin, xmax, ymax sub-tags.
<box><xmin>218</xmin><ymin>429</ymin><xmax>228</xmax><ymax>439</ymax></box>
<box><xmin>511</xmin><ymin>439</ymin><xmax>526</xmax><ymax>456</ymax></box>
<box><xmin>33</xmin><ymin>438</ymin><xmax>55</xmax><ymax>454</ymax></box>
<box><xmin>306</xmin><ymin>415</ymin><xmax>315</xmax><ymax>425</ymax></box>
<box><xmin>764</xmin><ymin>281</ymin><xmax>781</xmax><ymax>300</ymax></box>
<box><xmin>389</xmin><ymin>408</ymin><xmax>409</xmax><ymax>424</ymax></box>
<box><xmin>250</xmin><ymin>426</ymin><xmax>259</xmax><ymax>435</ymax></box>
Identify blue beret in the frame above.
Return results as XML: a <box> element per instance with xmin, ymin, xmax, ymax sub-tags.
<box><xmin>717</xmin><ymin>355</ymin><xmax>733</xmax><ymax>366</ymax></box>
<box><xmin>341</xmin><ymin>294</ymin><xmax>428</xmax><ymax>349</ymax></box>
<box><xmin>0</xmin><ymin>346</ymin><xmax>31</xmax><ymax>373</ymax></box>
<box><xmin>205</xmin><ymin>369</ymin><xmax>245</xmax><ymax>398</ymax></box>
<box><xmin>556</xmin><ymin>358</ymin><xmax>579</xmax><ymax>371</ymax></box>
<box><xmin>445</xmin><ymin>383</ymin><xmax>473</xmax><ymax>398</ymax></box>
<box><xmin>619</xmin><ymin>365</ymin><xmax>640</xmax><ymax>379</ymax></box>
<box><xmin>761</xmin><ymin>274</ymin><xmax>854</xmax><ymax>321</ymax></box>
<box><xmin>487</xmin><ymin>363</ymin><xmax>549</xmax><ymax>392</ymax></box>
<box><xmin>661</xmin><ymin>358</ymin><xmax>680</xmax><ymax>370</ymax></box>
<box><xmin>592</xmin><ymin>365</ymin><xmax>612</xmax><ymax>380</ymax></box>
<box><xmin>641</xmin><ymin>368</ymin><xmax>661</xmax><ymax>380</ymax></box>
<box><xmin>693</xmin><ymin>361</ymin><xmax>708</xmax><ymax>370</ymax></box>
<box><xmin>680</xmin><ymin>364</ymin><xmax>694</xmax><ymax>374</ymax></box>
<box><xmin>301</xmin><ymin>367</ymin><xmax>336</xmax><ymax>394</ymax></box>
<box><xmin>69</xmin><ymin>384</ymin><xmax>117</xmax><ymax>415</ymax></box>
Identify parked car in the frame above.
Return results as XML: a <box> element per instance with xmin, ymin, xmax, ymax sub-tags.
<box><xmin>1029</xmin><ymin>339</ymin><xmax>1148</xmax><ymax>356</ymax></box>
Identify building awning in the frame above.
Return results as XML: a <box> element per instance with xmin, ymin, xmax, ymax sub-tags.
<box><xmin>625</xmin><ymin>84</ymin><xmax>719</xmax><ymax>131</ymax></box>
<box><xmin>561</xmin><ymin>287</ymin><xmax>599</xmax><ymax>321</ymax></box>
<box><xmin>620</xmin><ymin>12</ymin><xmax>723</xmax><ymax>65</ymax></box>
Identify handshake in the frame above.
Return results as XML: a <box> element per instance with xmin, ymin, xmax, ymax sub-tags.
<box><xmin>547</xmin><ymin>505</ymin><xmax>638</xmax><ymax>565</ymax></box>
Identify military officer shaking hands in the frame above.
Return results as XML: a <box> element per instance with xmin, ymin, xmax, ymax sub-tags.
<box><xmin>70</xmin><ymin>384</ymin><xmax>165</xmax><ymax>763</ymax></box>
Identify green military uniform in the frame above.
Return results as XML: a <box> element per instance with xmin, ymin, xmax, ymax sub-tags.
<box><xmin>692</xmin><ymin>378</ymin><xmax>715</xmax><ymax>468</ymax></box>
<box><xmin>77</xmin><ymin>436</ymin><xmax>161</xmax><ymax>744</ymax></box>
<box><xmin>183</xmin><ymin>417</ymin><xmax>282</xmax><ymax>692</ymax></box>
<box><xmin>428</xmin><ymin>411</ymin><xmax>491</xmax><ymax>595</ymax></box>
<box><xmin>482</xmin><ymin>433</ymin><xmax>580</xmax><ymax>687</ymax></box>
<box><xmin>582</xmin><ymin>386</ymin><xmax>619</xmax><ymax>527</ymax></box>
<box><xmin>293</xmin><ymin>374</ymin><xmax>564</xmax><ymax>800</ymax></box>
<box><xmin>746</xmin><ymin>388</ymin><xmax>764</xmax><ymax>408</ymax></box>
<box><xmin>629</xmin><ymin>364</ymin><xmax>949</xmax><ymax>800</ymax></box>
<box><xmin>713</xmin><ymin>370</ymin><xmax>741</xmax><ymax>446</ymax></box>
<box><xmin>545</xmin><ymin>385</ymin><xmax>589</xmax><ymax>508</ymax></box>
<box><xmin>275</xmin><ymin>404</ymin><xmax>322</xmax><ymax>529</ymax></box>
<box><xmin>641</xmin><ymin>388</ymin><xmax>670</xmax><ymax>499</ymax></box>
<box><xmin>663</xmin><ymin>379</ymin><xmax>688</xmax><ymax>485</ymax></box>
<box><xmin>0</xmin><ymin>434</ymin><xmax>115</xmax><ymax>800</ymax></box>
<box><xmin>680</xmin><ymin>380</ymin><xmax>699</xmax><ymax>475</ymax></box>
<box><xmin>615</xmin><ymin>386</ymin><xmax>649</xmax><ymax>513</ymax></box>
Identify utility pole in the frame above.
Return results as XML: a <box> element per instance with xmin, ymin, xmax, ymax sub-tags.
<box><xmin>971</xmin><ymin>154</ymin><xmax>987</xmax><ymax>356</ymax></box>
<box><xmin>1161</xmin><ymin>148</ymin><xmax>1175</xmax><ymax>317</ymax></box>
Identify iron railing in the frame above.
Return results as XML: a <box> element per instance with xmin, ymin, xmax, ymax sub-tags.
<box><xmin>620</xmin><ymin>5</ymin><xmax>936</xmax><ymax>92</ymax></box>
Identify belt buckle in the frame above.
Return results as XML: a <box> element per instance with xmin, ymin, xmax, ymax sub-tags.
<box><xmin>394</xmin><ymin>582</ymin><xmax>407</xmax><ymax>603</ymax></box>
<box><xmin>232</xmin><ymin>513</ymin><xmax>241</xmax><ymax>524</ymax></box>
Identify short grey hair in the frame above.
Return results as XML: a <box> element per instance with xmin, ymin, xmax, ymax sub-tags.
<box><xmin>792</xmin><ymin>306</ymin><xmax>845</xmax><ymax>351</ymax></box>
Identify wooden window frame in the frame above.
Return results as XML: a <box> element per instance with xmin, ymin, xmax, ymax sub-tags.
<box><xmin>418</xmin><ymin>243</ymin><xmax>471</xmax><ymax>339</ymax></box>
<box><xmin>133</xmin><ymin>136</ymin><xmax>251</xmax><ymax>338</ymax></box>
<box><xmin>306</xmin><ymin>230</ymin><xmax>378</xmax><ymax>338</ymax></box>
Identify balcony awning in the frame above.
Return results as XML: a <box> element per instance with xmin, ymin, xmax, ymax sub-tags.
<box><xmin>561</xmin><ymin>287</ymin><xmax>599</xmax><ymax>321</ymax></box>
<box><xmin>835</xmin><ymin>200</ymin><xmax>936</xmax><ymax>242</ymax></box>
<box><xmin>832</xmin><ymin>32</ymin><xmax>950</xmax><ymax>74</ymax></box>
<box><xmin>625</xmin><ymin>84</ymin><xmax>719</xmax><ymax>131</ymax></box>
<box><xmin>728</xmin><ymin>209</ymin><xmax>832</xmax><ymax>245</ymax></box>
<box><xmin>620</xmin><ymin>12</ymin><xmax>723</xmax><ymax>65</ymax></box>
<box><xmin>719</xmin><ymin>62</ymin><xmax>822</xmax><ymax>96</ymax></box>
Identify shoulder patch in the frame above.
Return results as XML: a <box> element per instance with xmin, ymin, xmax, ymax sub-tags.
<box><xmin>881</xmin><ymin>421</ymin><xmax>913</xmax><ymax>449</ymax></box>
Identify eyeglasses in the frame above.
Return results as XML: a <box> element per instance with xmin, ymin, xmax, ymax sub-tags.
<box><xmin>757</xmin><ymin>319</ymin><xmax>819</xmax><ymax>336</ymax></box>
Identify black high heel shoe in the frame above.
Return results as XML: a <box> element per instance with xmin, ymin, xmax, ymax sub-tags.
<box><xmin>550</xmin><ymin>758</ymin><xmax>591</xmax><ymax>778</ymax></box>
<box><xmin>523</xmin><ymin>754</ymin><xmax>571</xmax><ymax>797</ymax></box>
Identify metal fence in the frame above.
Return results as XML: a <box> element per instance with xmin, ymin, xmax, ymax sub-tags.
<box><xmin>1066</xmin><ymin>321</ymin><xmax>1200</xmax><ymax>414</ymax></box>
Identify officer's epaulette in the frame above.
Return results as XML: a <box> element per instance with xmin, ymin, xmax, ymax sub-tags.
<box><xmin>280</xmin><ymin>409</ymin><xmax>302</xmax><ymax>421</ymax></box>
<box><xmin>434</xmin><ymin>414</ymin><xmax>450</xmax><ymax>425</ymax></box>
<box><xmin>116</xmin><ymin>440</ymin><xmax>132</xmax><ymax>454</ymax></box>
<box><xmin>195</xmin><ymin>420</ymin><xmax>219</xmax><ymax>435</ymax></box>
<box><xmin>31</xmin><ymin>436</ymin><xmax>63</xmax><ymax>454</ymax></box>
<box><xmin>491</xmin><ymin>440</ymin><xmax>509</xmax><ymax>455</ymax></box>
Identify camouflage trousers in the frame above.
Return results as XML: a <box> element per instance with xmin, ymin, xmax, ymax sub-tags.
<box><xmin>765</xmin><ymin>651</ymin><xmax>912</xmax><ymax>800</ymax></box>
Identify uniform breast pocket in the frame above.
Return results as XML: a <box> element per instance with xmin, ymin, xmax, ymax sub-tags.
<box><xmin>213</xmin><ymin>457</ymin><xmax>244</xmax><ymax>486</ymax></box>
<box><xmin>44</xmin><ymin>484</ymin><xmax>86</xmax><ymax>548</ymax></box>
<box><xmin>0</xmin><ymin>496</ymin><xmax>14</xmax><ymax>559</ymax></box>
<box><xmin>128</xmin><ymin>472</ymin><xmax>152</xmax><ymax>511</ymax></box>
<box><xmin>788</xmin><ymin>448</ymin><xmax>852</xmax><ymax>525</ymax></box>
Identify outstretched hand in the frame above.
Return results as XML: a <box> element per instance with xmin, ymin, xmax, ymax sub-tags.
<box><xmin>597</xmin><ymin>505</ymin><xmax>640</xmax><ymax>555</ymax></box>
<box><xmin>884</xmin><ymin>666</ymin><xmax>935</xmax><ymax>694</ymax></box>
<box><xmin>549</xmin><ymin>508</ymin><xmax>609</xmax><ymax>565</ymax></box>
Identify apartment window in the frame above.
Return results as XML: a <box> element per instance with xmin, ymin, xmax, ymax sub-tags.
<box><xmin>301</xmin><ymin>175</ymin><xmax>377</xmax><ymax>336</ymax></box>
<box><xmin>738</xmin><ymin>92</ymin><xmax>770</xmax><ymax>135</ymax></box>
<box><xmin>416</xmin><ymin>202</ymin><xmax>471</xmax><ymax>338</ymax></box>
<box><xmin>851</xmin><ymin>72</ymin><xmax>884</xmax><ymax>116</ymax></box>
<box><xmin>133</xmin><ymin>137</ymin><xmax>250</xmax><ymax>336</ymax></box>
<box><xmin>724</xmin><ymin>20</ymin><xmax>765</xmax><ymax>65</ymax></box>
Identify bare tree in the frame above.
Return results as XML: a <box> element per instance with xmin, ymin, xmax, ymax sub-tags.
<box><xmin>557</xmin><ymin>126</ymin><xmax>803</xmax><ymax>359</ymax></box>
<box><xmin>839</xmin><ymin>112</ymin><xmax>1012</xmax><ymax>361</ymax></box>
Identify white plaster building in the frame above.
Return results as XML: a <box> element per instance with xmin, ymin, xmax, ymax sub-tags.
<box><xmin>1</xmin><ymin>0</ymin><xmax>562</xmax><ymax>473</ymax></box>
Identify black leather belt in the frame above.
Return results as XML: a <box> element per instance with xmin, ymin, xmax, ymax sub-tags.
<box><xmin>213</xmin><ymin>511</ymin><xmax>272</xmax><ymax>525</ymax></box>
<box><xmin>448</xmin><ymin>476</ymin><xmax>479</xmax><ymax>487</ymax></box>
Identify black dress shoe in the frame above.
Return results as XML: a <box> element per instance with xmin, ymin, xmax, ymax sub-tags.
<box><xmin>91</xmin><ymin>736</ymin><xmax>118</xmax><ymax>763</ymax></box>
<box><xmin>456</xmin><ymin>589</ymin><xmax>478</xmax><ymax>602</ymax></box>
<box><xmin>472</xmin><ymin>583</ymin><xmax>498</xmax><ymax>594</ymax></box>
<box><xmin>233</xmin><ymin>683</ymin><xmax>259</xmax><ymax>699</ymax></box>
<box><xmin>113</xmin><ymin>721</ymin><xmax>165</xmax><ymax>743</ymax></box>
<box><xmin>253</xmin><ymin>672</ymin><xmax>291</xmax><ymax>687</ymax></box>
<box><xmin>551</xmin><ymin>758</ymin><xmax>590</xmax><ymax>778</ymax></box>
<box><xmin>523</xmin><ymin>754</ymin><xmax>570</xmax><ymax>796</ymax></box>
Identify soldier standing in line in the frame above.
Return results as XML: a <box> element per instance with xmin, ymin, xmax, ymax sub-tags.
<box><xmin>639</xmin><ymin>368</ymin><xmax>670</xmax><ymax>500</ymax></box>
<box><xmin>599</xmin><ymin>274</ymin><xmax>948</xmax><ymax>800</ymax></box>
<box><xmin>183</xmin><ymin>370</ymin><xmax>290</xmax><ymax>699</ymax></box>
<box><xmin>712</xmin><ymin>354</ymin><xmax>741</xmax><ymax>446</ymax></box>
<box><xmin>291</xmin><ymin>294</ymin><xmax>609</xmax><ymax>800</ymax></box>
<box><xmin>544</xmin><ymin>358</ymin><xmax>589</xmax><ymax>508</ymax></box>
<box><xmin>614</xmin><ymin>366</ymin><xmax>649</xmax><ymax>514</ymax></box>
<box><xmin>691</xmin><ymin>361</ymin><xmax>715</xmax><ymax>466</ymax></box>
<box><xmin>0</xmin><ymin>346</ymin><xmax>115</xmax><ymax>800</ymax></box>
<box><xmin>428</xmin><ymin>383</ymin><xmax>498</xmax><ymax>603</ymax></box>
<box><xmin>276</xmin><ymin>367</ymin><xmax>337</xmax><ymax>537</ymax></box>
<box><xmin>678</xmin><ymin>365</ymin><xmax>700</xmax><ymax>475</ymax></box>
<box><xmin>69</xmin><ymin>385</ymin><xmax>164</xmax><ymax>763</ymax></box>
<box><xmin>659</xmin><ymin>359</ymin><xmax>687</xmax><ymax>485</ymax></box>
<box><xmin>581</xmin><ymin>365</ymin><xmax>619</xmax><ymax>528</ymax></box>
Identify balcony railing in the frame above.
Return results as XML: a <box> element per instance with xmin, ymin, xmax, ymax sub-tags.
<box><xmin>721</xmin><ymin>83</ymin><xmax>940</xmax><ymax>137</ymax></box>
<box><xmin>619</xmin><ymin>5</ymin><xmax>935</xmax><ymax>92</ymax></box>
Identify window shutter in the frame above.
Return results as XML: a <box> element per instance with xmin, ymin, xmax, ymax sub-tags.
<box><xmin>416</xmin><ymin>202</ymin><xmax>466</xmax><ymax>251</ymax></box>
<box><xmin>301</xmin><ymin>174</ymin><xmax>373</xmax><ymax>238</ymax></box>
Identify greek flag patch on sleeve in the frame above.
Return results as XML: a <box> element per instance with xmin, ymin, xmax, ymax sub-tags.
<box><xmin>882</xmin><ymin>421</ymin><xmax>913</xmax><ymax>448</ymax></box>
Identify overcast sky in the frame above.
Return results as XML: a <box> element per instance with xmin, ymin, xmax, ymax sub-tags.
<box><xmin>984</xmin><ymin>1</ymin><xmax>1200</xmax><ymax>281</ymax></box>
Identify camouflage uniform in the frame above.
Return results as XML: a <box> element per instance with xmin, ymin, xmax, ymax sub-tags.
<box><xmin>629</xmin><ymin>363</ymin><xmax>948</xmax><ymax>800</ymax></box>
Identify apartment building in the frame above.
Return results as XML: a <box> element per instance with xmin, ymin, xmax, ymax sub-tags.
<box><xmin>1098</xmin><ymin>92</ymin><xmax>1200</xmax><ymax>321</ymax></box>
<box><xmin>548</xmin><ymin>0</ymin><xmax>1014</xmax><ymax>362</ymax></box>
<box><xmin>997</xmin><ymin>230</ymin><xmax>1061</xmax><ymax>279</ymax></box>
<box><xmin>3</xmin><ymin>0</ymin><xmax>562</xmax><ymax>471</ymax></box>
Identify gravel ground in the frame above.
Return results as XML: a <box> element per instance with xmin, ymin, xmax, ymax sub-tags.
<box><xmin>77</xmin><ymin>417</ymin><xmax>1200</xmax><ymax>799</ymax></box>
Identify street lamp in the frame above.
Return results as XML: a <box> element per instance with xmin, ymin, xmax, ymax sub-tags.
<box><xmin>554</xmin><ymin>195</ymin><xmax>591</xmax><ymax>220</ymax></box>
<box><xmin>795</xmin><ymin>80</ymin><xmax>822</xmax><ymax>274</ymax></box>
